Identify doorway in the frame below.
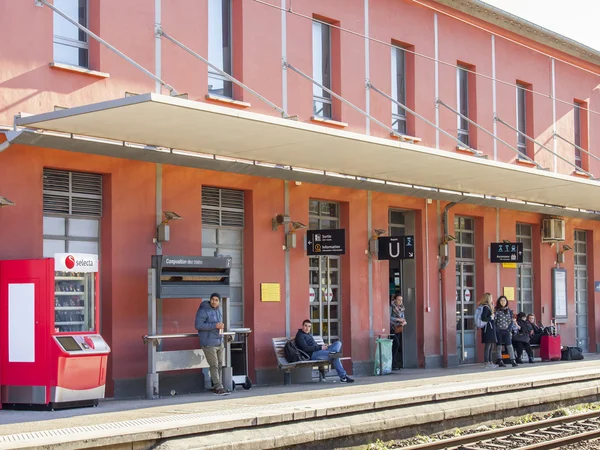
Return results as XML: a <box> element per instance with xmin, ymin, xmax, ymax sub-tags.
<box><xmin>455</xmin><ymin>216</ymin><xmax>476</xmax><ymax>364</ymax></box>
<box><xmin>388</xmin><ymin>209</ymin><xmax>417</xmax><ymax>369</ymax></box>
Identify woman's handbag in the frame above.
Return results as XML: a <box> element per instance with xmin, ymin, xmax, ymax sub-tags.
<box><xmin>512</xmin><ymin>332</ymin><xmax>530</xmax><ymax>344</ymax></box>
<box><xmin>394</xmin><ymin>325</ymin><xmax>404</xmax><ymax>333</ymax></box>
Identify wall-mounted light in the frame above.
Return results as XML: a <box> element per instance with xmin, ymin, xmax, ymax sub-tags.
<box><xmin>0</xmin><ymin>196</ymin><xmax>15</xmax><ymax>207</ymax></box>
<box><xmin>156</xmin><ymin>211</ymin><xmax>182</xmax><ymax>243</ymax></box>
<box><xmin>439</xmin><ymin>234</ymin><xmax>456</xmax><ymax>258</ymax></box>
<box><xmin>369</xmin><ymin>229</ymin><xmax>387</xmax><ymax>256</ymax></box>
<box><xmin>272</xmin><ymin>213</ymin><xmax>290</xmax><ymax>231</ymax></box>
<box><xmin>285</xmin><ymin>221</ymin><xmax>307</xmax><ymax>250</ymax></box>
<box><xmin>556</xmin><ymin>244</ymin><xmax>572</xmax><ymax>264</ymax></box>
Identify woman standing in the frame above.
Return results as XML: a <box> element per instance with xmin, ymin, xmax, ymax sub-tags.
<box><xmin>478</xmin><ymin>293</ymin><xmax>497</xmax><ymax>368</ymax></box>
<box><xmin>494</xmin><ymin>296</ymin><xmax>518</xmax><ymax>367</ymax></box>
<box><xmin>390</xmin><ymin>294</ymin><xmax>407</xmax><ymax>371</ymax></box>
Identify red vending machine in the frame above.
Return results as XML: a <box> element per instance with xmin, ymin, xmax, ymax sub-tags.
<box><xmin>0</xmin><ymin>253</ymin><xmax>110</xmax><ymax>409</ymax></box>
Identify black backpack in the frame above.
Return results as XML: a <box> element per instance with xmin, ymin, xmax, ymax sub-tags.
<box><xmin>284</xmin><ymin>339</ymin><xmax>309</xmax><ymax>363</ymax></box>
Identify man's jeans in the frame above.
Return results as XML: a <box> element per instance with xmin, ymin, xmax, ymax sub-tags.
<box><xmin>311</xmin><ymin>341</ymin><xmax>347</xmax><ymax>379</ymax></box>
<box><xmin>203</xmin><ymin>344</ymin><xmax>224</xmax><ymax>390</ymax></box>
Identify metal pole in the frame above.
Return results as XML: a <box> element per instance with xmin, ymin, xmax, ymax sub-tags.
<box><xmin>326</xmin><ymin>256</ymin><xmax>331</xmax><ymax>345</ymax></box>
<box><xmin>495</xmin><ymin>116</ymin><xmax>594</xmax><ymax>178</ymax></box>
<box><xmin>460</xmin><ymin>264</ymin><xmax>465</xmax><ymax>362</ymax></box>
<box><xmin>158</xmin><ymin>30</ymin><xmax>290</xmax><ymax>118</ymax></box>
<box><xmin>437</xmin><ymin>99</ymin><xmax>542</xmax><ymax>168</ymax></box>
<box><xmin>364</xmin><ymin>0</ymin><xmax>370</xmax><ymax>135</ymax></box>
<box><xmin>555</xmin><ymin>133</ymin><xmax>600</xmax><ymax>164</ymax></box>
<box><xmin>284</xmin><ymin>181</ymin><xmax>291</xmax><ymax>337</ymax></box>
<box><xmin>318</xmin><ymin>256</ymin><xmax>323</xmax><ymax>340</ymax></box>
<box><xmin>146</xmin><ymin>268</ymin><xmax>159</xmax><ymax>399</ymax></box>
<box><xmin>39</xmin><ymin>0</ymin><xmax>178</xmax><ymax>95</ymax></box>
<box><xmin>492</xmin><ymin>35</ymin><xmax>497</xmax><ymax>160</ymax></box>
<box><xmin>434</xmin><ymin>13</ymin><xmax>440</xmax><ymax>149</ymax></box>
<box><xmin>368</xmin><ymin>82</ymin><xmax>483</xmax><ymax>157</ymax></box>
<box><xmin>552</xmin><ymin>59</ymin><xmax>558</xmax><ymax>172</ymax></box>
<box><xmin>368</xmin><ymin>191</ymin><xmax>374</xmax><ymax>359</ymax></box>
<box><xmin>155</xmin><ymin>0</ymin><xmax>162</xmax><ymax>95</ymax></box>
<box><xmin>284</xmin><ymin>62</ymin><xmax>397</xmax><ymax>139</ymax></box>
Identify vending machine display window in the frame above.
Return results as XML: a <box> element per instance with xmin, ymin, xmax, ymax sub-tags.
<box><xmin>54</xmin><ymin>271</ymin><xmax>95</xmax><ymax>332</ymax></box>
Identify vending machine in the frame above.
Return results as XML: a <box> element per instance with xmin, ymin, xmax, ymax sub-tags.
<box><xmin>0</xmin><ymin>253</ymin><xmax>110</xmax><ymax>409</ymax></box>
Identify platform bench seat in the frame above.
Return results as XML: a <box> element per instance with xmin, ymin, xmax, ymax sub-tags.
<box><xmin>502</xmin><ymin>343</ymin><xmax>540</xmax><ymax>361</ymax></box>
<box><xmin>272</xmin><ymin>336</ymin><xmax>351</xmax><ymax>385</ymax></box>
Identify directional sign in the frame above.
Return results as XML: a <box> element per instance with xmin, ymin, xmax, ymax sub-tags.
<box><xmin>490</xmin><ymin>242</ymin><xmax>523</xmax><ymax>263</ymax></box>
<box><xmin>377</xmin><ymin>236</ymin><xmax>415</xmax><ymax>260</ymax></box>
<box><xmin>307</xmin><ymin>229</ymin><xmax>346</xmax><ymax>256</ymax></box>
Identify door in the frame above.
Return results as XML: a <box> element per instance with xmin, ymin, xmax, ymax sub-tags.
<box><xmin>308</xmin><ymin>200</ymin><xmax>341</xmax><ymax>343</ymax></box>
<box><xmin>574</xmin><ymin>230</ymin><xmax>588</xmax><ymax>352</ymax></box>
<box><xmin>201</xmin><ymin>187</ymin><xmax>245</xmax><ymax>329</ymax></box>
<box><xmin>516</xmin><ymin>223</ymin><xmax>533</xmax><ymax>314</ymax></box>
<box><xmin>455</xmin><ymin>216</ymin><xmax>476</xmax><ymax>364</ymax></box>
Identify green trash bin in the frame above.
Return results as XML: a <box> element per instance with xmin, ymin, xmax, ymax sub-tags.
<box><xmin>374</xmin><ymin>336</ymin><xmax>393</xmax><ymax>375</ymax></box>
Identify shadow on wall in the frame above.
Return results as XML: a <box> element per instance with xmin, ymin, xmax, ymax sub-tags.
<box><xmin>0</xmin><ymin>64</ymin><xmax>103</xmax><ymax>115</ymax></box>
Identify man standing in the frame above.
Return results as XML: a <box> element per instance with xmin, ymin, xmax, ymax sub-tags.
<box><xmin>195</xmin><ymin>292</ymin><xmax>229</xmax><ymax>395</ymax></box>
<box><xmin>295</xmin><ymin>319</ymin><xmax>354</xmax><ymax>383</ymax></box>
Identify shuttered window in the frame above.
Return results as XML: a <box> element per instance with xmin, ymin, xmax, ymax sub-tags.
<box><xmin>201</xmin><ymin>186</ymin><xmax>244</xmax><ymax>227</ymax></box>
<box><xmin>42</xmin><ymin>169</ymin><xmax>102</xmax><ymax>258</ymax></box>
<box><xmin>43</xmin><ymin>168</ymin><xmax>102</xmax><ymax>217</ymax></box>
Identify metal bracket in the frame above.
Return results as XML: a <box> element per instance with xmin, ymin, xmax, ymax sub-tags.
<box><xmin>154</xmin><ymin>24</ymin><xmax>163</xmax><ymax>37</ymax></box>
<box><xmin>282</xmin><ymin>58</ymin><xmax>288</xmax><ymax>70</ymax></box>
<box><xmin>365</xmin><ymin>79</ymin><xmax>371</xmax><ymax>90</ymax></box>
<box><xmin>34</xmin><ymin>0</ymin><xmax>43</xmax><ymax>6</ymax></box>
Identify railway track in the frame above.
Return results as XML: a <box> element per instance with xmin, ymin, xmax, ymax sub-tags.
<box><xmin>400</xmin><ymin>410</ymin><xmax>600</xmax><ymax>450</ymax></box>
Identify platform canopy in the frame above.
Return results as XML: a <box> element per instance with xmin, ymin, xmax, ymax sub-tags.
<box><xmin>10</xmin><ymin>93</ymin><xmax>600</xmax><ymax>213</ymax></box>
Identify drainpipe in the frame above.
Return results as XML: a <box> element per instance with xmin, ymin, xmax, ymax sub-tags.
<box><xmin>439</xmin><ymin>201</ymin><xmax>457</xmax><ymax>367</ymax></box>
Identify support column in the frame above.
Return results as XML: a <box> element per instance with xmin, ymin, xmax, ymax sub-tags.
<box><xmin>364</xmin><ymin>0</ymin><xmax>370</xmax><ymax>135</ymax></box>
<box><xmin>368</xmin><ymin>191</ymin><xmax>373</xmax><ymax>358</ymax></box>
<box><xmin>492</xmin><ymin>35</ymin><xmax>497</xmax><ymax>161</ymax></box>
<box><xmin>434</xmin><ymin>13</ymin><xmax>440</xmax><ymax>149</ymax></box>
<box><xmin>552</xmin><ymin>58</ymin><xmax>558</xmax><ymax>172</ymax></box>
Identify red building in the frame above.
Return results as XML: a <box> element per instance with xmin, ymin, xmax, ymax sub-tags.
<box><xmin>1</xmin><ymin>0</ymin><xmax>600</xmax><ymax>396</ymax></box>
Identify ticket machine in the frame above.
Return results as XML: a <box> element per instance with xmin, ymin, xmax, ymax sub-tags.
<box><xmin>0</xmin><ymin>253</ymin><xmax>110</xmax><ymax>409</ymax></box>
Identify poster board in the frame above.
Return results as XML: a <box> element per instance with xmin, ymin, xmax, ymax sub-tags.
<box><xmin>552</xmin><ymin>268</ymin><xmax>568</xmax><ymax>320</ymax></box>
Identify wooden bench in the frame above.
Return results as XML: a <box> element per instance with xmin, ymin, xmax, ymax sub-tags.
<box><xmin>272</xmin><ymin>336</ymin><xmax>351</xmax><ymax>385</ymax></box>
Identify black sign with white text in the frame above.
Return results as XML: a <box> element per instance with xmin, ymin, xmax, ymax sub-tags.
<box><xmin>377</xmin><ymin>236</ymin><xmax>415</xmax><ymax>260</ymax></box>
<box><xmin>307</xmin><ymin>229</ymin><xmax>346</xmax><ymax>256</ymax></box>
<box><xmin>490</xmin><ymin>242</ymin><xmax>523</xmax><ymax>263</ymax></box>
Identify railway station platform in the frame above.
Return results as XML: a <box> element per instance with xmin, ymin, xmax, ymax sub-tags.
<box><xmin>2</xmin><ymin>357</ymin><xmax>600</xmax><ymax>449</ymax></box>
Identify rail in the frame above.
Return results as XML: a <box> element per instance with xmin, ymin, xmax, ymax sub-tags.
<box><xmin>402</xmin><ymin>409</ymin><xmax>600</xmax><ymax>450</ymax></box>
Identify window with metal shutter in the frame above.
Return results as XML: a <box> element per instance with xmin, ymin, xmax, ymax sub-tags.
<box><xmin>43</xmin><ymin>169</ymin><xmax>102</xmax><ymax>217</ymax></box>
<box><xmin>201</xmin><ymin>186</ymin><xmax>244</xmax><ymax>227</ymax></box>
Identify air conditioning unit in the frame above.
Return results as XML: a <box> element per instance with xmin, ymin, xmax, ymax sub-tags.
<box><xmin>542</xmin><ymin>218</ymin><xmax>566</xmax><ymax>242</ymax></box>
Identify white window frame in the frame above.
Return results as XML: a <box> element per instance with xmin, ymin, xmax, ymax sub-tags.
<box><xmin>516</xmin><ymin>84</ymin><xmax>528</xmax><ymax>157</ymax></box>
<box><xmin>208</xmin><ymin>0</ymin><xmax>233</xmax><ymax>98</ymax></box>
<box><xmin>312</xmin><ymin>21</ymin><xmax>332</xmax><ymax>119</ymax></box>
<box><xmin>53</xmin><ymin>0</ymin><xmax>89</xmax><ymax>68</ymax></box>
<box><xmin>456</xmin><ymin>66</ymin><xmax>469</xmax><ymax>146</ymax></box>
<box><xmin>391</xmin><ymin>45</ymin><xmax>407</xmax><ymax>135</ymax></box>
<box><xmin>574</xmin><ymin>102</ymin><xmax>582</xmax><ymax>169</ymax></box>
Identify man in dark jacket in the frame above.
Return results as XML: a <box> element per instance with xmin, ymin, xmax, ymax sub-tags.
<box><xmin>195</xmin><ymin>293</ymin><xmax>229</xmax><ymax>395</ymax></box>
<box><xmin>295</xmin><ymin>319</ymin><xmax>354</xmax><ymax>383</ymax></box>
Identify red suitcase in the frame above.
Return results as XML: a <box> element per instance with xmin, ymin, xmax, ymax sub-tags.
<box><xmin>540</xmin><ymin>335</ymin><xmax>561</xmax><ymax>361</ymax></box>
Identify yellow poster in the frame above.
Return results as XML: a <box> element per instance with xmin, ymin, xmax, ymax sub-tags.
<box><xmin>502</xmin><ymin>263</ymin><xmax>517</xmax><ymax>269</ymax></box>
<box><xmin>503</xmin><ymin>286</ymin><xmax>515</xmax><ymax>301</ymax></box>
<box><xmin>261</xmin><ymin>283</ymin><xmax>281</xmax><ymax>302</ymax></box>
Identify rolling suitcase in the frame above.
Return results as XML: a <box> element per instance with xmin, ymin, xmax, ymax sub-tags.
<box><xmin>540</xmin><ymin>335</ymin><xmax>561</xmax><ymax>361</ymax></box>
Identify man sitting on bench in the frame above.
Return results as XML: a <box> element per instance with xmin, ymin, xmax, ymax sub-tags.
<box><xmin>295</xmin><ymin>319</ymin><xmax>354</xmax><ymax>383</ymax></box>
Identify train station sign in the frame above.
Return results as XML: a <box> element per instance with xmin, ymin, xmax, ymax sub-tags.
<box><xmin>377</xmin><ymin>236</ymin><xmax>415</xmax><ymax>260</ymax></box>
<box><xmin>307</xmin><ymin>229</ymin><xmax>346</xmax><ymax>256</ymax></box>
<box><xmin>490</xmin><ymin>242</ymin><xmax>523</xmax><ymax>263</ymax></box>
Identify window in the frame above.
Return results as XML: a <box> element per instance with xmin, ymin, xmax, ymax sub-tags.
<box><xmin>312</xmin><ymin>21</ymin><xmax>332</xmax><ymax>119</ymax></box>
<box><xmin>208</xmin><ymin>0</ymin><xmax>233</xmax><ymax>98</ymax></box>
<box><xmin>517</xmin><ymin>84</ymin><xmax>528</xmax><ymax>157</ymax></box>
<box><xmin>516</xmin><ymin>223</ymin><xmax>533</xmax><ymax>314</ymax></box>
<box><xmin>391</xmin><ymin>46</ymin><xmax>407</xmax><ymax>135</ymax></box>
<box><xmin>457</xmin><ymin>66</ymin><xmax>469</xmax><ymax>146</ymax></box>
<box><xmin>574</xmin><ymin>102</ymin><xmax>582</xmax><ymax>169</ymax></box>
<box><xmin>53</xmin><ymin>0</ymin><xmax>89</xmax><ymax>68</ymax></box>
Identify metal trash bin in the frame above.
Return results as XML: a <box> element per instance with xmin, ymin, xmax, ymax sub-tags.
<box><xmin>230</xmin><ymin>328</ymin><xmax>252</xmax><ymax>390</ymax></box>
<box><xmin>374</xmin><ymin>336</ymin><xmax>393</xmax><ymax>376</ymax></box>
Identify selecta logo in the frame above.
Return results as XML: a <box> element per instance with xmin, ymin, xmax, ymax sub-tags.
<box><xmin>65</xmin><ymin>255</ymin><xmax>76</xmax><ymax>270</ymax></box>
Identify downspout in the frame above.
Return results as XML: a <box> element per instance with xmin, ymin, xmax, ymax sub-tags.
<box><xmin>439</xmin><ymin>201</ymin><xmax>457</xmax><ymax>367</ymax></box>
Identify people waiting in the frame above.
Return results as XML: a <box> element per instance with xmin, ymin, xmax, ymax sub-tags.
<box><xmin>295</xmin><ymin>319</ymin><xmax>354</xmax><ymax>383</ymax></box>
<box><xmin>513</xmin><ymin>312</ymin><xmax>534</xmax><ymax>364</ymax></box>
<box><xmin>527</xmin><ymin>313</ymin><xmax>544</xmax><ymax>345</ymax></box>
<box><xmin>390</xmin><ymin>294</ymin><xmax>407</xmax><ymax>371</ymax></box>
<box><xmin>494</xmin><ymin>296</ymin><xmax>517</xmax><ymax>367</ymax></box>
<box><xmin>477</xmin><ymin>293</ymin><xmax>497</xmax><ymax>369</ymax></box>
